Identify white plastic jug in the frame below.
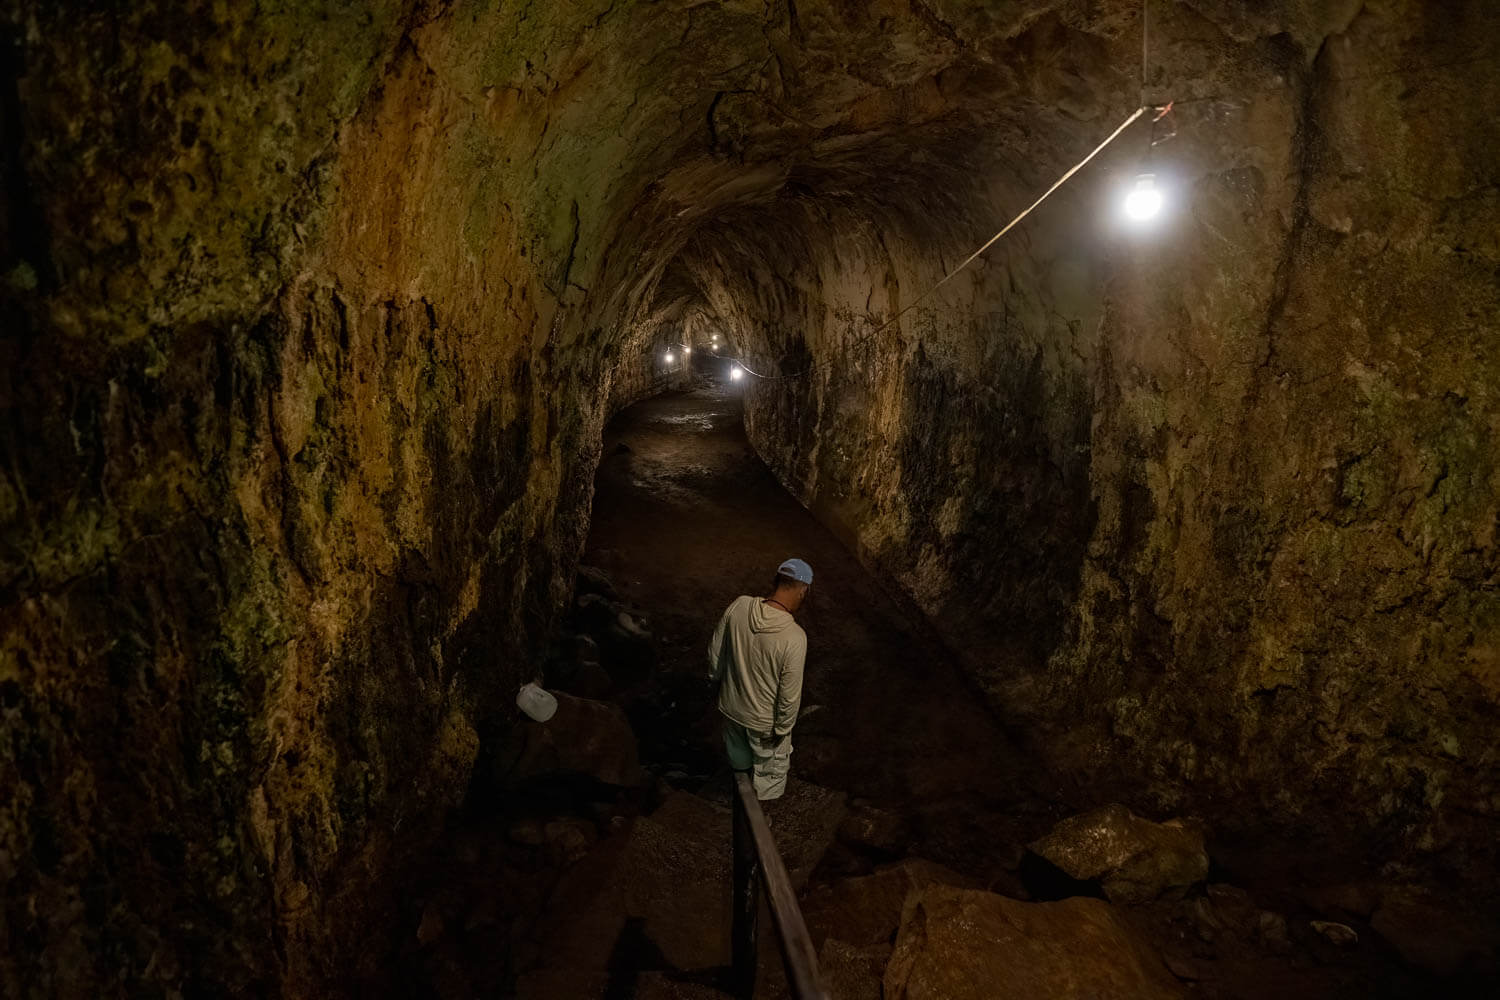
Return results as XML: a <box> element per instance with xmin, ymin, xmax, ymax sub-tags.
<box><xmin>516</xmin><ymin>682</ymin><xmax>558</xmax><ymax>722</ymax></box>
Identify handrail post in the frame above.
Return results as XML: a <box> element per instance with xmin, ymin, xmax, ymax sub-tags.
<box><xmin>731</xmin><ymin>776</ymin><xmax>760</xmax><ymax>998</ymax></box>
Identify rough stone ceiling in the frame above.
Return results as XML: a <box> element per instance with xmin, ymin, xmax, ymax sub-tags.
<box><xmin>612</xmin><ymin>0</ymin><xmax>1342</xmax><ymax>359</ymax></box>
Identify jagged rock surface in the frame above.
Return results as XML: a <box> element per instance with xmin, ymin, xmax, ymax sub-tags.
<box><xmin>1030</xmin><ymin>803</ymin><xmax>1208</xmax><ymax>902</ymax></box>
<box><xmin>883</xmin><ymin>885</ymin><xmax>1185</xmax><ymax>999</ymax></box>
<box><xmin>711</xmin><ymin>0</ymin><xmax>1500</xmax><ymax>871</ymax></box>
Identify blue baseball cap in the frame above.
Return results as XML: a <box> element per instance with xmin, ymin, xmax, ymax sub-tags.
<box><xmin>777</xmin><ymin>558</ymin><xmax>813</xmax><ymax>585</ymax></box>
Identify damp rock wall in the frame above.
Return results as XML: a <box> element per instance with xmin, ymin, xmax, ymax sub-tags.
<box><xmin>718</xmin><ymin>1</ymin><xmax>1500</xmax><ymax>871</ymax></box>
<box><xmin>0</xmin><ymin>0</ymin><xmax>785</xmax><ymax>994</ymax></box>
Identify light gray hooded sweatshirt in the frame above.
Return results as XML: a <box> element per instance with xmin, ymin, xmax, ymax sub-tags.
<box><xmin>708</xmin><ymin>595</ymin><xmax>807</xmax><ymax>737</ymax></box>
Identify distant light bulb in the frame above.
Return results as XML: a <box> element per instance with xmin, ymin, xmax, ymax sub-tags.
<box><xmin>711</xmin><ymin>333</ymin><xmax>719</xmax><ymax>341</ymax></box>
<box><xmin>683</xmin><ymin>346</ymin><xmax>691</xmax><ymax>355</ymax></box>
<box><xmin>730</xmin><ymin>366</ymin><xmax>743</xmax><ymax>381</ymax></box>
<box><xmin>1123</xmin><ymin>173</ymin><xmax>1163</xmax><ymax>221</ymax></box>
<box><xmin>711</xmin><ymin>344</ymin><xmax>718</xmax><ymax>352</ymax></box>
<box><xmin>663</xmin><ymin>352</ymin><xmax>675</xmax><ymax>364</ymax></box>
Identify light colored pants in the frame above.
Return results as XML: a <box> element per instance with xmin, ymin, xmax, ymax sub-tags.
<box><xmin>722</xmin><ymin>720</ymin><xmax>792</xmax><ymax>801</ymax></box>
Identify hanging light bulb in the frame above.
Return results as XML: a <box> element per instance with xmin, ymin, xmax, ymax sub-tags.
<box><xmin>683</xmin><ymin>346</ymin><xmax>691</xmax><ymax>355</ymax></box>
<box><xmin>711</xmin><ymin>332</ymin><xmax>719</xmax><ymax>341</ymax></box>
<box><xmin>730</xmin><ymin>366</ymin><xmax>744</xmax><ymax>381</ymax></box>
<box><xmin>663</xmin><ymin>352</ymin><xmax>675</xmax><ymax>364</ymax></box>
<box><xmin>1123</xmin><ymin>173</ymin><xmax>1163</xmax><ymax>221</ymax></box>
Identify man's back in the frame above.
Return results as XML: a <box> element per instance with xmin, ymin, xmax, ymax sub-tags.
<box><xmin>709</xmin><ymin>595</ymin><xmax>807</xmax><ymax>737</ymax></box>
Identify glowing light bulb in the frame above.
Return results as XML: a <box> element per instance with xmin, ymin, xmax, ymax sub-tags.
<box><xmin>711</xmin><ymin>344</ymin><xmax>718</xmax><ymax>352</ymax></box>
<box><xmin>683</xmin><ymin>346</ymin><xmax>691</xmax><ymax>355</ymax></box>
<box><xmin>663</xmin><ymin>352</ymin><xmax>675</xmax><ymax>364</ymax></box>
<box><xmin>711</xmin><ymin>333</ymin><xmax>719</xmax><ymax>341</ymax></box>
<box><xmin>730</xmin><ymin>366</ymin><xmax>744</xmax><ymax>381</ymax></box>
<box><xmin>1123</xmin><ymin>173</ymin><xmax>1163</xmax><ymax>221</ymax></box>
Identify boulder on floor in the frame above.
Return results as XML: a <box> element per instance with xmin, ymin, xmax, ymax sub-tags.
<box><xmin>497</xmin><ymin>690</ymin><xmax>644</xmax><ymax>789</ymax></box>
<box><xmin>884</xmin><ymin>885</ymin><xmax>1184</xmax><ymax>999</ymax></box>
<box><xmin>802</xmin><ymin>857</ymin><xmax>974</xmax><ymax>949</ymax></box>
<box><xmin>574</xmin><ymin>593</ymin><xmax>657</xmax><ymax>685</ymax></box>
<box><xmin>1029</xmin><ymin>803</ymin><xmax>1207</xmax><ymax>903</ymax></box>
<box><xmin>764</xmin><ymin>779</ymin><xmax>848</xmax><ymax>889</ymax></box>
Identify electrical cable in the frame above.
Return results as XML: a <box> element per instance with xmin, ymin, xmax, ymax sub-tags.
<box><xmin>693</xmin><ymin>103</ymin><xmax>1151</xmax><ymax>382</ymax></box>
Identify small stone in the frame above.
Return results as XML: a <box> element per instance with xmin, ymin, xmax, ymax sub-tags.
<box><xmin>1164</xmin><ymin>954</ymin><xmax>1203</xmax><ymax>981</ymax></box>
<box><xmin>1255</xmin><ymin>910</ymin><xmax>1291</xmax><ymax>954</ymax></box>
<box><xmin>615</xmin><ymin>610</ymin><xmax>649</xmax><ymax>639</ymax></box>
<box><xmin>542</xmin><ymin>818</ymin><xmax>595</xmax><ymax>864</ymax></box>
<box><xmin>1310</xmin><ymin>920</ymin><xmax>1359</xmax><ymax>946</ymax></box>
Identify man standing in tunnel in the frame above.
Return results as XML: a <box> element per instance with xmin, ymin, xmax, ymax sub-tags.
<box><xmin>707</xmin><ymin>559</ymin><xmax>812</xmax><ymax>801</ymax></box>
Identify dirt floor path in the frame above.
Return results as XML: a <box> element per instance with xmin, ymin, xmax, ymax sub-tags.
<box><xmin>583</xmin><ymin>384</ymin><xmax>1058</xmax><ymax>885</ymax></box>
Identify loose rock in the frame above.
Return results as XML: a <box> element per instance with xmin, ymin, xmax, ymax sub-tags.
<box><xmin>884</xmin><ymin>885</ymin><xmax>1184</xmax><ymax>999</ymax></box>
<box><xmin>1256</xmin><ymin>910</ymin><xmax>1292</xmax><ymax>955</ymax></box>
<box><xmin>498</xmin><ymin>691</ymin><xmax>645</xmax><ymax>789</ymax></box>
<box><xmin>1311</xmin><ymin>920</ymin><xmax>1359</xmax><ymax>946</ymax></box>
<box><xmin>1029</xmin><ymin>803</ymin><xmax>1208</xmax><ymax>903</ymax></box>
<box><xmin>542</xmin><ymin>818</ymin><xmax>596</xmax><ymax>865</ymax></box>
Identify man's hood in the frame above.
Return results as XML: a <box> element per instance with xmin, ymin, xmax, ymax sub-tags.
<box><xmin>748</xmin><ymin>597</ymin><xmax>795</xmax><ymax>634</ymax></box>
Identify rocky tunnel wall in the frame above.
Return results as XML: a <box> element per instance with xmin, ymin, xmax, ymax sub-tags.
<box><xmin>683</xmin><ymin>1</ymin><xmax>1500</xmax><ymax>871</ymax></box>
<box><xmin>0</xmin><ymin>0</ymin><xmax>802</xmax><ymax>994</ymax></box>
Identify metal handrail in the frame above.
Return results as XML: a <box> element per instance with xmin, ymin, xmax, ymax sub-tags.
<box><xmin>731</xmin><ymin>773</ymin><xmax>830</xmax><ymax>1000</ymax></box>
